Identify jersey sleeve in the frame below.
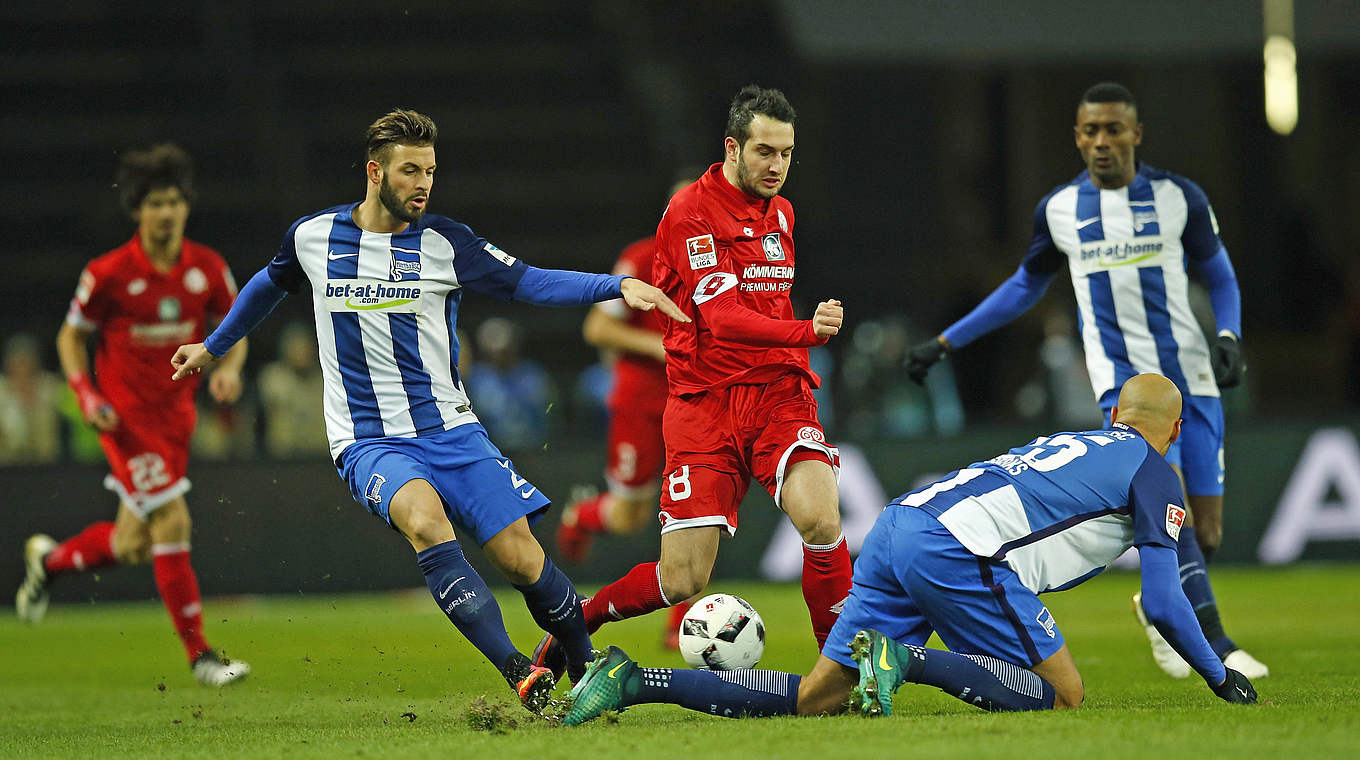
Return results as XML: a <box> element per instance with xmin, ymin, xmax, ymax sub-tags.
<box><xmin>662</xmin><ymin>215</ymin><xmax>820</xmax><ymax>347</ymax></box>
<box><xmin>1129</xmin><ymin>447</ymin><xmax>1186</xmax><ymax>550</ymax></box>
<box><xmin>1021</xmin><ymin>190</ymin><xmax>1067</xmax><ymax>276</ymax></box>
<box><xmin>66</xmin><ymin>264</ymin><xmax>108</xmax><ymax>331</ymax></box>
<box><xmin>267</xmin><ymin>217</ymin><xmax>310</xmax><ymax>293</ymax></box>
<box><xmin>1170</xmin><ymin>175</ymin><xmax>1223</xmax><ymax>263</ymax></box>
<box><xmin>426</xmin><ymin>217</ymin><xmax>528</xmax><ymax>301</ymax></box>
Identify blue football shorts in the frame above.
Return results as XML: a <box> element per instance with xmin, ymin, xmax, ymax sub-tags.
<box><xmin>824</xmin><ymin>505</ymin><xmax>1065</xmax><ymax>669</ymax></box>
<box><xmin>337</xmin><ymin>423</ymin><xmax>551</xmax><ymax>545</ymax></box>
<box><xmin>1102</xmin><ymin>391</ymin><xmax>1224</xmax><ymax>496</ymax></box>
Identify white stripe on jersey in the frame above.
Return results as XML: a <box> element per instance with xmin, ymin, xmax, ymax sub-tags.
<box><xmin>1002</xmin><ymin>513</ymin><xmax>1131</xmax><ymax>593</ymax></box>
<box><xmin>934</xmin><ymin>481</ymin><xmax>1030</xmax><ymax>558</ymax></box>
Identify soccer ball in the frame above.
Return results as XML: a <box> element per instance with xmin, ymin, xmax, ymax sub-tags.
<box><xmin>677</xmin><ymin>593</ymin><xmax>765</xmax><ymax>670</ymax></box>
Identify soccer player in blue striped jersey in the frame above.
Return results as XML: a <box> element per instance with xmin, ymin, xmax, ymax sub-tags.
<box><xmin>906</xmin><ymin>82</ymin><xmax>1266</xmax><ymax>680</ymax></box>
<box><xmin>170</xmin><ymin>109</ymin><xmax>688</xmax><ymax>712</ymax></box>
<box><xmin>563</xmin><ymin>375</ymin><xmax>1257</xmax><ymax>725</ymax></box>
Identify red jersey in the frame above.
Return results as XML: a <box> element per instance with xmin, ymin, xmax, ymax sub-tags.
<box><xmin>601</xmin><ymin>236</ymin><xmax>668</xmax><ymax>411</ymax></box>
<box><xmin>66</xmin><ymin>235</ymin><xmax>237</xmax><ymax>426</ymax></box>
<box><xmin>653</xmin><ymin>163</ymin><xmax>822</xmax><ymax>395</ymax></box>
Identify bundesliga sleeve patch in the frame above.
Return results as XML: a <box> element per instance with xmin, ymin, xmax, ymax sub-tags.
<box><xmin>1165</xmin><ymin>503</ymin><xmax>1186</xmax><ymax>541</ymax></box>
<box><xmin>484</xmin><ymin>242</ymin><xmax>517</xmax><ymax>267</ymax></box>
<box><xmin>686</xmin><ymin>234</ymin><xmax>717</xmax><ymax>270</ymax></box>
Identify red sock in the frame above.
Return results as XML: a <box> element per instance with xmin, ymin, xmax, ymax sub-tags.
<box><xmin>152</xmin><ymin>546</ymin><xmax>210</xmax><ymax>663</ymax></box>
<box><xmin>582</xmin><ymin>561</ymin><xmax>667</xmax><ymax>634</ymax></box>
<box><xmin>574</xmin><ymin>494</ymin><xmax>608</xmax><ymax>533</ymax></box>
<box><xmin>666</xmin><ymin>597</ymin><xmax>693</xmax><ymax>629</ymax></box>
<box><xmin>45</xmin><ymin>521</ymin><xmax>117</xmax><ymax>574</ymax></box>
<box><xmin>802</xmin><ymin>536</ymin><xmax>852</xmax><ymax>648</ymax></box>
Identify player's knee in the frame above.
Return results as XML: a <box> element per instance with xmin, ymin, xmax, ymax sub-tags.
<box><xmin>792</xmin><ymin>511</ymin><xmax>842</xmax><ymax>546</ymax></box>
<box><xmin>659</xmin><ymin>562</ymin><xmax>710</xmax><ymax>601</ymax></box>
<box><xmin>401</xmin><ymin>511</ymin><xmax>456</xmax><ymax>549</ymax></box>
<box><xmin>610</xmin><ymin>496</ymin><xmax>653</xmax><ymax>534</ymax></box>
<box><xmin>114</xmin><ymin>531</ymin><xmax>149</xmax><ymax>564</ymax></box>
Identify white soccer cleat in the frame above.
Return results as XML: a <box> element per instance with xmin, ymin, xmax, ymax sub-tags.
<box><xmin>1131</xmin><ymin>592</ymin><xmax>1192</xmax><ymax>679</ymax></box>
<box><xmin>1223</xmin><ymin>648</ymin><xmax>1269</xmax><ymax>679</ymax></box>
<box><xmin>15</xmin><ymin>534</ymin><xmax>56</xmax><ymax>625</ymax></box>
<box><xmin>193</xmin><ymin>650</ymin><xmax>251</xmax><ymax>686</ymax></box>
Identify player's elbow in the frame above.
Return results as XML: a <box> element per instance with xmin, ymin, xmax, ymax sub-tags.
<box><xmin>1052</xmin><ymin>683</ymin><xmax>1085</xmax><ymax>710</ymax></box>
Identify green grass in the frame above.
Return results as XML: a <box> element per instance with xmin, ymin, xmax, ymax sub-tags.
<box><xmin>2</xmin><ymin>565</ymin><xmax>1358</xmax><ymax>759</ymax></box>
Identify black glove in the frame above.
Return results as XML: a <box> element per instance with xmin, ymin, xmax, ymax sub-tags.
<box><xmin>906</xmin><ymin>337</ymin><xmax>948</xmax><ymax>385</ymax></box>
<box><xmin>1211</xmin><ymin>667</ymin><xmax>1257</xmax><ymax>704</ymax></box>
<box><xmin>1211</xmin><ymin>333</ymin><xmax>1245</xmax><ymax>388</ymax></box>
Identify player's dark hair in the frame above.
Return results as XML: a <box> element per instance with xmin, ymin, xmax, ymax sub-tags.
<box><xmin>724</xmin><ymin>85</ymin><xmax>796</xmax><ymax>146</ymax></box>
<box><xmin>1078</xmin><ymin>82</ymin><xmax>1138</xmax><ymax>117</ymax></box>
<box><xmin>116</xmin><ymin>143</ymin><xmax>196</xmax><ymax>214</ymax></box>
<box><xmin>366</xmin><ymin>108</ymin><xmax>438</xmax><ymax>165</ymax></box>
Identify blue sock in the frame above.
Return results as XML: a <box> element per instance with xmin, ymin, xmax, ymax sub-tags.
<box><xmin>513</xmin><ymin>556</ymin><xmax>593</xmax><ymax>678</ymax></box>
<box><xmin>627</xmin><ymin>667</ymin><xmax>801</xmax><ymax>717</ymax></box>
<box><xmin>1177</xmin><ymin>525</ymin><xmax>1237</xmax><ymax>657</ymax></box>
<box><xmin>416</xmin><ymin>540</ymin><xmax>521</xmax><ymax>683</ymax></box>
<box><xmin>902</xmin><ymin>645</ymin><xmax>1055</xmax><ymax>711</ymax></box>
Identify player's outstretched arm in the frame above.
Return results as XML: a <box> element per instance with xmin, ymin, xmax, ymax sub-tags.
<box><xmin>620</xmin><ymin>277</ymin><xmax>690</xmax><ymax>324</ymax></box>
<box><xmin>207</xmin><ymin>337</ymin><xmax>248</xmax><ymax>403</ymax></box>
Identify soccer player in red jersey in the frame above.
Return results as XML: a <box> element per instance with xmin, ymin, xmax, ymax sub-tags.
<box><xmin>537</xmin><ymin>86</ymin><xmax>850</xmax><ymax>673</ymax></box>
<box><xmin>556</xmin><ymin>173</ymin><xmax>701</xmax><ymax>647</ymax></box>
<box><xmin>15</xmin><ymin>144</ymin><xmax>251</xmax><ymax>686</ymax></box>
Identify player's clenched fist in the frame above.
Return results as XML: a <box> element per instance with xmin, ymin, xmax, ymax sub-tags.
<box><xmin>171</xmin><ymin>342</ymin><xmax>218</xmax><ymax>381</ymax></box>
<box><xmin>812</xmin><ymin>299</ymin><xmax>843</xmax><ymax>338</ymax></box>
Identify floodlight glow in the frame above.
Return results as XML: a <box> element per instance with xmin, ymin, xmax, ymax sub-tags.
<box><xmin>1263</xmin><ymin>34</ymin><xmax>1298</xmax><ymax>136</ymax></box>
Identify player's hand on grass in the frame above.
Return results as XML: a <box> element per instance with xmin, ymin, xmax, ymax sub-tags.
<box><xmin>208</xmin><ymin>367</ymin><xmax>244</xmax><ymax>404</ymax></box>
<box><xmin>171</xmin><ymin>342</ymin><xmax>219</xmax><ymax>381</ymax></box>
<box><xmin>621</xmin><ymin>277</ymin><xmax>690</xmax><ymax>324</ymax></box>
<box><xmin>1211</xmin><ymin>667</ymin><xmax>1257</xmax><ymax>704</ymax></box>
<box><xmin>906</xmin><ymin>336</ymin><xmax>949</xmax><ymax>385</ymax></box>
<box><xmin>812</xmin><ymin>299</ymin><xmax>843</xmax><ymax>338</ymax></box>
<box><xmin>1210</xmin><ymin>333</ymin><xmax>1245</xmax><ymax>388</ymax></box>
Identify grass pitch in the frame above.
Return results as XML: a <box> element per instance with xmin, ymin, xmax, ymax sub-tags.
<box><xmin>2</xmin><ymin>565</ymin><xmax>1357</xmax><ymax>759</ymax></box>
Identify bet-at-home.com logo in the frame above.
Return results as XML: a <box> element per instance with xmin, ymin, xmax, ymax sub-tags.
<box><xmin>325</xmin><ymin>278</ymin><xmax>423</xmax><ymax>312</ymax></box>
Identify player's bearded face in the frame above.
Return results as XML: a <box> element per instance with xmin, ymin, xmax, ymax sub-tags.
<box><xmin>731</xmin><ymin>115</ymin><xmax>794</xmax><ymax>200</ymax></box>
<box><xmin>1074</xmin><ymin>102</ymin><xmax>1142</xmax><ymax>189</ymax></box>
<box><xmin>379</xmin><ymin>173</ymin><xmax>427</xmax><ymax>224</ymax></box>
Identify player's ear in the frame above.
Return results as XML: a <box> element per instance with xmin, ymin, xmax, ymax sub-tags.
<box><xmin>1133</xmin><ymin>121</ymin><xmax>1143</xmax><ymax>146</ymax></box>
<box><xmin>1109</xmin><ymin>405</ymin><xmax>1120</xmax><ymax>425</ymax></box>
<box><xmin>1168</xmin><ymin>417</ymin><xmax>1182</xmax><ymax>445</ymax></box>
<box><xmin>366</xmin><ymin>159</ymin><xmax>383</xmax><ymax>186</ymax></box>
<box><xmin>724</xmin><ymin>136</ymin><xmax>740</xmax><ymax>162</ymax></box>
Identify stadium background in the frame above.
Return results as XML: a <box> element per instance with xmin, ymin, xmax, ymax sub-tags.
<box><xmin>2</xmin><ymin>0</ymin><xmax>1358</xmax><ymax>602</ymax></box>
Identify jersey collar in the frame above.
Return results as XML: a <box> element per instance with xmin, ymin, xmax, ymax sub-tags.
<box><xmin>700</xmin><ymin>162</ymin><xmax>773</xmax><ymax>222</ymax></box>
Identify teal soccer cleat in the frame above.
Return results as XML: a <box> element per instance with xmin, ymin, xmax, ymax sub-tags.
<box><xmin>563</xmin><ymin>646</ymin><xmax>636</xmax><ymax>726</ymax></box>
<box><xmin>849</xmin><ymin>629</ymin><xmax>907</xmax><ymax>717</ymax></box>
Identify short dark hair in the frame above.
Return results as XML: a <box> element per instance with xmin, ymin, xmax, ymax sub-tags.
<box><xmin>1078</xmin><ymin>82</ymin><xmax>1138</xmax><ymax>117</ymax></box>
<box><xmin>116</xmin><ymin>143</ymin><xmax>195</xmax><ymax>214</ymax></box>
<box><xmin>724</xmin><ymin>85</ymin><xmax>796</xmax><ymax>146</ymax></box>
<box><xmin>366</xmin><ymin>108</ymin><xmax>438</xmax><ymax>165</ymax></box>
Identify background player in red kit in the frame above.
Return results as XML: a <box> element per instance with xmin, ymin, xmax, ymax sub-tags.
<box><xmin>538</xmin><ymin>86</ymin><xmax>850</xmax><ymax>672</ymax></box>
<box><xmin>556</xmin><ymin>172</ymin><xmax>701</xmax><ymax>647</ymax></box>
<box><xmin>15</xmin><ymin>144</ymin><xmax>251</xmax><ymax>686</ymax></box>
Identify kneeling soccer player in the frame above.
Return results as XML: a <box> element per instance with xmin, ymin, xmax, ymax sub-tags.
<box><xmin>565</xmin><ymin>374</ymin><xmax>1258</xmax><ymax>725</ymax></box>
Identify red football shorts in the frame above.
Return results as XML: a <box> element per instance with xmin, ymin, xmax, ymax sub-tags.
<box><xmin>658</xmin><ymin>373</ymin><xmax>838</xmax><ymax>535</ymax></box>
<box><xmin>99</xmin><ymin>413</ymin><xmax>194</xmax><ymax>519</ymax></box>
<box><xmin>604</xmin><ymin>393</ymin><xmax>667</xmax><ymax>497</ymax></box>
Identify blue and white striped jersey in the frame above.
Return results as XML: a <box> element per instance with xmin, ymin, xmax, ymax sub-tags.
<box><xmin>897</xmin><ymin>422</ymin><xmax>1185</xmax><ymax>594</ymax></box>
<box><xmin>267</xmin><ymin>203</ymin><xmax>529</xmax><ymax>460</ymax></box>
<box><xmin>1024</xmin><ymin>164</ymin><xmax>1224</xmax><ymax>400</ymax></box>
